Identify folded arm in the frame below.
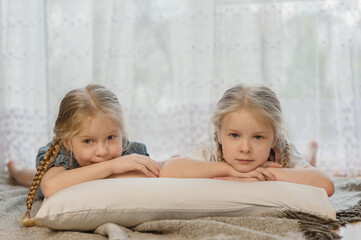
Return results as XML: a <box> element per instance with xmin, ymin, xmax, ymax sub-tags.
<box><xmin>41</xmin><ymin>154</ymin><xmax>160</xmax><ymax>198</ymax></box>
<box><xmin>266</xmin><ymin>166</ymin><xmax>335</xmax><ymax>197</ymax></box>
<box><xmin>160</xmin><ymin>157</ymin><xmax>334</xmax><ymax>197</ymax></box>
<box><xmin>159</xmin><ymin>157</ymin><xmax>280</xmax><ymax>181</ymax></box>
<box><xmin>159</xmin><ymin>157</ymin><xmax>231</xmax><ymax>178</ymax></box>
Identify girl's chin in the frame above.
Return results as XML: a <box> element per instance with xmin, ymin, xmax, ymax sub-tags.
<box><xmin>232</xmin><ymin>165</ymin><xmax>255</xmax><ymax>173</ymax></box>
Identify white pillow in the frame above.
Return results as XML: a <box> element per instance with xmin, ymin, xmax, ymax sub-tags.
<box><xmin>35</xmin><ymin>178</ymin><xmax>335</xmax><ymax>231</ymax></box>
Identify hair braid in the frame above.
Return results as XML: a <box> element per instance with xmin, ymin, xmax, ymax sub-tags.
<box><xmin>216</xmin><ymin>143</ymin><xmax>226</xmax><ymax>162</ymax></box>
<box><xmin>279</xmin><ymin>142</ymin><xmax>290</xmax><ymax>168</ymax></box>
<box><xmin>23</xmin><ymin>137</ymin><xmax>62</xmax><ymax>227</ymax></box>
<box><xmin>214</xmin><ymin>134</ymin><xmax>225</xmax><ymax>162</ymax></box>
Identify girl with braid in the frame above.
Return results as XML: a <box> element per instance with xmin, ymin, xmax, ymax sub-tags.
<box><xmin>160</xmin><ymin>84</ymin><xmax>334</xmax><ymax>197</ymax></box>
<box><xmin>21</xmin><ymin>84</ymin><xmax>160</xmax><ymax>226</ymax></box>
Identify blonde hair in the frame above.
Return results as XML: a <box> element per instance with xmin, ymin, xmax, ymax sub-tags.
<box><xmin>211</xmin><ymin>84</ymin><xmax>290</xmax><ymax>167</ymax></box>
<box><xmin>23</xmin><ymin>84</ymin><xmax>126</xmax><ymax>226</ymax></box>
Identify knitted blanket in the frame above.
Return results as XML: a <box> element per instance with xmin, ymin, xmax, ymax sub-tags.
<box><xmin>0</xmin><ymin>170</ymin><xmax>360</xmax><ymax>240</ymax></box>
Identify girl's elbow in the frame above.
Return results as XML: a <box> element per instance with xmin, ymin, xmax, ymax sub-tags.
<box><xmin>321</xmin><ymin>174</ymin><xmax>335</xmax><ymax>197</ymax></box>
<box><xmin>159</xmin><ymin>158</ymin><xmax>195</xmax><ymax>178</ymax></box>
<box><xmin>41</xmin><ymin>188</ymin><xmax>52</xmax><ymax>199</ymax></box>
<box><xmin>159</xmin><ymin>159</ymin><xmax>182</xmax><ymax>178</ymax></box>
<box><xmin>325</xmin><ymin>181</ymin><xmax>335</xmax><ymax>197</ymax></box>
<box><xmin>158</xmin><ymin>168</ymin><xmax>168</xmax><ymax>178</ymax></box>
<box><xmin>159</xmin><ymin>166</ymin><xmax>176</xmax><ymax>178</ymax></box>
<box><xmin>311</xmin><ymin>168</ymin><xmax>335</xmax><ymax>197</ymax></box>
<box><xmin>40</xmin><ymin>181</ymin><xmax>57</xmax><ymax>198</ymax></box>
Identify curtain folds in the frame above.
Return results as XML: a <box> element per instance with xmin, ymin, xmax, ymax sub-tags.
<box><xmin>0</xmin><ymin>0</ymin><xmax>360</xmax><ymax>176</ymax></box>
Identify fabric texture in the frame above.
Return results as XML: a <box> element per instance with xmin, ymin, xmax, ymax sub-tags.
<box><xmin>35</xmin><ymin>141</ymin><xmax>148</xmax><ymax>199</ymax></box>
<box><xmin>95</xmin><ymin>211</ymin><xmax>341</xmax><ymax>240</ymax></box>
<box><xmin>186</xmin><ymin>140</ymin><xmax>310</xmax><ymax>169</ymax></box>
<box><xmin>34</xmin><ymin>178</ymin><xmax>334</xmax><ymax>231</ymax></box>
<box><xmin>1</xmin><ymin>170</ymin><xmax>361</xmax><ymax>240</ymax></box>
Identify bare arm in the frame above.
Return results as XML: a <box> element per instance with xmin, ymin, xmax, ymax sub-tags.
<box><xmin>41</xmin><ymin>154</ymin><xmax>159</xmax><ymax>198</ymax></box>
<box><xmin>159</xmin><ymin>157</ymin><xmax>231</xmax><ymax>178</ymax></box>
<box><xmin>108</xmin><ymin>170</ymin><xmax>150</xmax><ymax>178</ymax></box>
<box><xmin>265</xmin><ymin>166</ymin><xmax>335</xmax><ymax>197</ymax></box>
<box><xmin>159</xmin><ymin>157</ymin><xmax>280</xmax><ymax>180</ymax></box>
<box><xmin>161</xmin><ymin>157</ymin><xmax>334</xmax><ymax>197</ymax></box>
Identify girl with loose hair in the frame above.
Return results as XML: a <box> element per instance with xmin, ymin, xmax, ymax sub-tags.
<box><xmin>160</xmin><ymin>84</ymin><xmax>334</xmax><ymax>197</ymax></box>
<box><xmin>21</xmin><ymin>84</ymin><xmax>160</xmax><ymax>226</ymax></box>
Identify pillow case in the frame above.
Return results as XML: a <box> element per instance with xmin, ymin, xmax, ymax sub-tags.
<box><xmin>35</xmin><ymin>178</ymin><xmax>335</xmax><ymax>231</ymax></box>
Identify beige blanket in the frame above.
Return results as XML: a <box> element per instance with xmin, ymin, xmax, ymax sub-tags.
<box><xmin>1</xmin><ymin>170</ymin><xmax>360</xmax><ymax>240</ymax></box>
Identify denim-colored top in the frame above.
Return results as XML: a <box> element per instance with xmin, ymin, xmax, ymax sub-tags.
<box><xmin>35</xmin><ymin>140</ymin><xmax>148</xmax><ymax>199</ymax></box>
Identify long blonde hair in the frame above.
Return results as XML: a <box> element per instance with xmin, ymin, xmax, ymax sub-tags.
<box><xmin>211</xmin><ymin>84</ymin><xmax>290</xmax><ymax>167</ymax></box>
<box><xmin>23</xmin><ymin>84</ymin><xmax>126</xmax><ymax>227</ymax></box>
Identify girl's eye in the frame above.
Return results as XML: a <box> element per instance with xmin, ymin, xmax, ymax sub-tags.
<box><xmin>254</xmin><ymin>135</ymin><xmax>263</xmax><ymax>140</ymax></box>
<box><xmin>84</xmin><ymin>139</ymin><xmax>93</xmax><ymax>144</ymax></box>
<box><xmin>230</xmin><ymin>133</ymin><xmax>239</xmax><ymax>139</ymax></box>
<box><xmin>108</xmin><ymin>135</ymin><xmax>116</xmax><ymax>141</ymax></box>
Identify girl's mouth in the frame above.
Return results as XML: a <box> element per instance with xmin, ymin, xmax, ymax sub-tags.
<box><xmin>236</xmin><ymin>159</ymin><xmax>253</xmax><ymax>164</ymax></box>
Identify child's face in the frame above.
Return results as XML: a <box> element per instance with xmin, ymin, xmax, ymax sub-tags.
<box><xmin>218</xmin><ymin>109</ymin><xmax>275</xmax><ymax>173</ymax></box>
<box><xmin>66</xmin><ymin>116</ymin><xmax>123</xmax><ymax>167</ymax></box>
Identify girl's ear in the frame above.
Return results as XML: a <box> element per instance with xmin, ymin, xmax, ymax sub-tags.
<box><xmin>63</xmin><ymin>139</ymin><xmax>71</xmax><ymax>151</ymax></box>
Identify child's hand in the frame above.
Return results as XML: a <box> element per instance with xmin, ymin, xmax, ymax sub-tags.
<box><xmin>110</xmin><ymin>154</ymin><xmax>160</xmax><ymax>177</ymax></box>
<box><xmin>214</xmin><ymin>166</ymin><xmax>278</xmax><ymax>182</ymax></box>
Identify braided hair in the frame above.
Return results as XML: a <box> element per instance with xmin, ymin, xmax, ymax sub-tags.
<box><xmin>23</xmin><ymin>84</ymin><xmax>126</xmax><ymax>226</ymax></box>
<box><xmin>210</xmin><ymin>84</ymin><xmax>290</xmax><ymax>167</ymax></box>
<box><xmin>23</xmin><ymin>137</ymin><xmax>62</xmax><ymax>226</ymax></box>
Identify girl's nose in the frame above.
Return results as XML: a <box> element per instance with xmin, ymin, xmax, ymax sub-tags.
<box><xmin>96</xmin><ymin>143</ymin><xmax>109</xmax><ymax>157</ymax></box>
<box><xmin>239</xmin><ymin>139</ymin><xmax>251</xmax><ymax>153</ymax></box>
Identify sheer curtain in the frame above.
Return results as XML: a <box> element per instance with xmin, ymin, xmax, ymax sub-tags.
<box><xmin>0</xmin><ymin>0</ymin><xmax>48</xmax><ymax>169</ymax></box>
<box><xmin>1</xmin><ymin>0</ymin><xmax>360</xmax><ymax>176</ymax></box>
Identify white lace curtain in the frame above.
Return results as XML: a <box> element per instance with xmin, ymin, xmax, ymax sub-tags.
<box><xmin>1</xmin><ymin>0</ymin><xmax>360</xmax><ymax>176</ymax></box>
